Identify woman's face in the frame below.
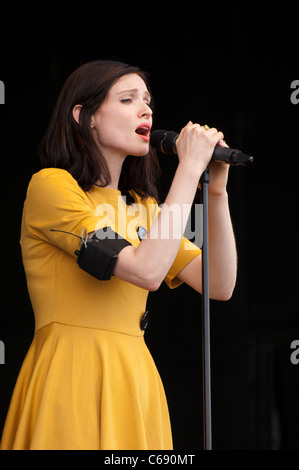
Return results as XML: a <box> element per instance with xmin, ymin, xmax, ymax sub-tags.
<box><xmin>91</xmin><ymin>73</ymin><xmax>153</xmax><ymax>159</ymax></box>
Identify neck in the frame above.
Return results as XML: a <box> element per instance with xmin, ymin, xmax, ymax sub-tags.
<box><xmin>99</xmin><ymin>151</ymin><xmax>127</xmax><ymax>190</ymax></box>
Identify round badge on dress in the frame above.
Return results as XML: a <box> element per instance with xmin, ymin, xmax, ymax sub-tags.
<box><xmin>137</xmin><ymin>226</ymin><xmax>147</xmax><ymax>241</ymax></box>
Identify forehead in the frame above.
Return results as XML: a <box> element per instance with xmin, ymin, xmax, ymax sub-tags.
<box><xmin>110</xmin><ymin>73</ymin><xmax>149</xmax><ymax>94</ymax></box>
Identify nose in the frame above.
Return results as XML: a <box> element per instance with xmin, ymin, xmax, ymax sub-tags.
<box><xmin>138</xmin><ymin>101</ymin><xmax>152</xmax><ymax>119</ymax></box>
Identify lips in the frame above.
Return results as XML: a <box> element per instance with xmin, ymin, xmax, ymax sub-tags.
<box><xmin>135</xmin><ymin>123</ymin><xmax>151</xmax><ymax>142</ymax></box>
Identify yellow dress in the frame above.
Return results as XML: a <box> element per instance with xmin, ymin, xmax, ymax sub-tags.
<box><xmin>0</xmin><ymin>168</ymin><xmax>201</xmax><ymax>450</ymax></box>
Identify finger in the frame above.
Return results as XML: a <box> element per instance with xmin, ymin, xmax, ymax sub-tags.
<box><xmin>206</xmin><ymin>127</ymin><xmax>219</xmax><ymax>134</ymax></box>
<box><xmin>218</xmin><ymin>139</ymin><xmax>229</xmax><ymax>148</ymax></box>
<box><xmin>206</xmin><ymin>128</ymin><xmax>224</xmax><ymax>141</ymax></box>
<box><xmin>190</xmin><ymin>122</ymin><xmax>200</xmax><ymax>128</ymax></box>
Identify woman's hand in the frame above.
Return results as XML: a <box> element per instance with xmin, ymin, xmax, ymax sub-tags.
<box><xmin>175</xmin><ymin>122</ymin><xmax>224</xmax><ymax>176</ymax></box>
<box><xmin>176</xmin><ymin>121</ymin><xmax>230</xmax><ymax>195</ymax></box>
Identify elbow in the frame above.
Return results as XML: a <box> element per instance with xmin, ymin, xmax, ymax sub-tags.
<box><xmin>147</xmin><ymin>282</ymin><xmax>161</xmax><ymax>292</ymax></box>
<box><xmin>214</xmin><ymin>289</ymin><xmax>234</xmax><ymax>302</ymax></box>
<box><xmin>210</xmin><ymin>266</ymin><xmax>237</xmax><ymax>301</ymax></box>
<box><xmin>113</xmin><ymin>248</ymin><xmax>163</xmax><ymax>291</ymax></box>
<box><xmin>138</xmin><ymin>279</ymin><xmax>161</xmax><ymax>292</ymax></box>
<box><xmin>133</xmin><ymin>257</ymin><xmax>166</xmax><ymax>291</ymax></box>
<box><xmin>210</xmin><ymin>281</ymin><xmax>236</xmax><ymax>302</ymax></box>
<box><xmin>210</xmin><ymin>290</ymin><xmax>233</xmax><ymax>302</ymax></box>
<box><xmin>143</xmin><ymin>273</ymin><xmax>163</xmax><ymax>292</ymax></box>
<box><xmin>138</xmin><ymin>266</ymin><xmax>165</xmax><ymax>292</ymax></box>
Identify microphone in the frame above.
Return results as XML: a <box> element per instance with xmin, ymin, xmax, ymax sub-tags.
<box><xmin>150</xmin><ymin>129</ymin><xmax>253</xmax><ymax>166</ymax></box>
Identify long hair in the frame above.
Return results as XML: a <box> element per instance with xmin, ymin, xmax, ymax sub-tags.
<box><xmin>39</xmin><ymin>60</ymin><xmax>160</xmax><ymax>201</ymax></box>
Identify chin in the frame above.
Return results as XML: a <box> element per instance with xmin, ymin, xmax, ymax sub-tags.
<box><xmin>130</xmin><ymin>152</ymin><xmax>148</xmax><ymax>158</ymax></box>
<box><xmin>128</xmin><ymin>146</ymin><xmax>150</xmax><ymax>157</ymax></box>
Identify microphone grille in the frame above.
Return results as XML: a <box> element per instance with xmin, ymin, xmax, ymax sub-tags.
<box><xmin>150</xmin><ymin>130</ymin><xmax>168</xmax><ymax>151</ymax></box>
<box><xmin>150</xmin><ymin>129</ymin><xmax>178</xmax><ymax>154</ymax></box>
<box><xmin>161</xmin><ymin>131</ymin><xmax>178</xmax><ymax>154</ymax></box>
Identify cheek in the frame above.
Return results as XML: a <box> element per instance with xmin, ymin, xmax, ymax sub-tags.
<box><xmin>92</xmin><ymin>117</ymin><xmax>132</xmax><ymax>149</ymax></box>
<box><xmin>91</xmin><ymin>105</ymin><xmax>136</xmax><ymax>149</ymax></box>
<box><xmin>91</xmin><ymin>112</ymin><xmax>114</xmax><ymax>145</ymax></box>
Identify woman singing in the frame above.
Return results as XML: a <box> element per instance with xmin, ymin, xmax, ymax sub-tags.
<box><xmin>0</xmin><ymin>60</ymin><xmax>237</xmax><ymax>450</ymax></box>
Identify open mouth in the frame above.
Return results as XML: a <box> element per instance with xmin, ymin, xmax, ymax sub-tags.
<box><xmin>135</xmin><ymin>124</ymin><xmax>151</xmax><ymax>141</ymax></box>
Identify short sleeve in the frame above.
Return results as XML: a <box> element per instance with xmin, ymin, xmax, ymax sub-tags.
<box><xmin>21</xmin><ymin>168</ymin><xmax>100</xmax><ymax>257</ymax></box>
<box><xmin>164</xmin><ymin>237</ymin><xmax>201</xmax><ymax>289</ymax></box>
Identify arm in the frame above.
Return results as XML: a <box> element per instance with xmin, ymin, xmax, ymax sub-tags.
<box><xmin>113</xmin><ymin>122</ymin><xmax>225</xmax><ymax>291</ymax></box>
<box><xmin>176</xmin><ymin>161</ymin><xmax>237</xmax><ymax>300</ymax></box>
<box><xmin>113</xmin><ymin>162</ymin><xmax>201</xmax><ymax>290</ymax></box>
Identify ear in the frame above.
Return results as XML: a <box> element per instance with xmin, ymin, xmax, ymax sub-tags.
<box><xmin>90</xmin><ymin>115</ymin><xmax>96</xmax><ymax>129</ymax></box>
<box><xmin>72</xmin><ymin>105</ymin><xmax>82</xmax><ymax>125</ymax></box>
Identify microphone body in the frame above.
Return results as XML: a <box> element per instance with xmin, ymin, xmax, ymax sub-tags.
<box><xmin>150</xmin><ymin>129</ymin><xmax>253</xmax><ymax>166</ymax></box>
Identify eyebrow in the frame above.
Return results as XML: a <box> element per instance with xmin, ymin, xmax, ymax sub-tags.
<box><xmin>117</xmin><ymin>88</ymin><xmax>151</xmax><ymax>99</ymax></box>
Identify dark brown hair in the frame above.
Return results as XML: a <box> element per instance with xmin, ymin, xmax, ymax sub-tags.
<box><xmin>39</xmin><ymin>60</ymin><xmax>160</xmax><ymax>201</ymax></box>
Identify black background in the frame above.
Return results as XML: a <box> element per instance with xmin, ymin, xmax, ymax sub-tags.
<box><xmin>0</xmin><ymin>8</ymin><xmax>298</xmax><ymax>450</ymax></box>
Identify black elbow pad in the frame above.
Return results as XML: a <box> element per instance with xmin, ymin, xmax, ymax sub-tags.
<box><xmin>75</xmin><ymin>227</ymin><xmax>131</xmax><ymax>280</ymax></box>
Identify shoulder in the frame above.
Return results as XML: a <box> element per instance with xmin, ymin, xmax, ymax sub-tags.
<box><xmin>28</xmin><ymin>168</ymin><xmax>83</xmax><ymax>197</ymax></box>
<box><xmin>30</xmin><ymin>168</ymin><xmax>77</xmax><ymax>187</ymax></box>
<box><xmin>25</xmin><ymin>168</ymin><xmax>89</xmax><ymax>211</ymax></box>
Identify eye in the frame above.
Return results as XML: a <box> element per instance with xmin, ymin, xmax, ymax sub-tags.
<box><xmin>120</xmin><ymin>98</ymin><xmax>132</xmax><ymax>104</ymax></box>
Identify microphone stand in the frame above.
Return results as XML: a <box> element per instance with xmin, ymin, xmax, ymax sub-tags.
<box><xmin>150</xmin><ymin>129</ymin><xmax>253</xmax><ymax>451</ymax></box>
<box><xmin>200</xmin><ymin>167</ymin><xmax>212</xmax><ymax>450</ymax></box>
